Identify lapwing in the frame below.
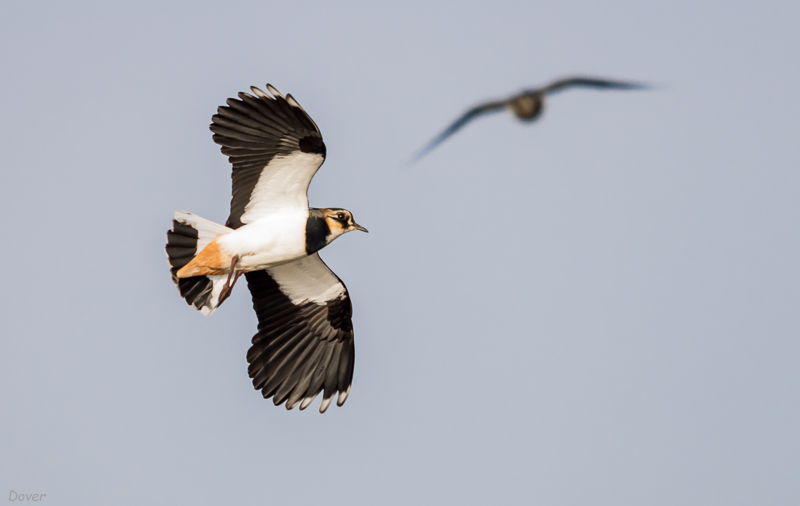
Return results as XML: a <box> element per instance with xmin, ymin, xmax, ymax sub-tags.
<box><xmin>413</xmin><ymin>76</ymin><xmax>649</xmax><ymax>160</ymax></box>
<box><xmin>165</xmin><ymin>84</ymin><xmax>367</xmax><ymax>413</ymax></box>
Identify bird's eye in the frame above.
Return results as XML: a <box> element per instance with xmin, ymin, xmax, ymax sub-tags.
<box><xmin>336</xmin><ymin>212</ymin><xmax>345</xmax><ymax>221</ymax></box>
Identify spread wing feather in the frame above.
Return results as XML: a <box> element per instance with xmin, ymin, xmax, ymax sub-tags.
<box><xmin>245</xmin><ymin>254</ymin><xmax>355</xmax><ymax>413</ymax></box>
<box><xmin>210</xmin><ymin>84</ymin><xmax>327</xmax><ymax>228</ymax></box>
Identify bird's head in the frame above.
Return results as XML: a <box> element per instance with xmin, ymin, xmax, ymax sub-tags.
<box><xmin>320</xmin><ymin>208</ymin><xmax>368</xmax><ymax>241</ymax></box>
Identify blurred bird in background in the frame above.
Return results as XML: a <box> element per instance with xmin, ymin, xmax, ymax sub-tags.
<box><xmin>413</xmin><ymin>76</ymin><xmax>649</xmax><ymax>161</ymax></box>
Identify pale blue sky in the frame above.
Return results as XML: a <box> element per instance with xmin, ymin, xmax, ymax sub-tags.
<box><xmin>2</xmin><ymin>1</ymin><xmax>799</xmax><ymax>504</ymax></box>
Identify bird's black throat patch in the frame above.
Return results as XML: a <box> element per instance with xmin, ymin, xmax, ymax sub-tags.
<box><xmin>305</xmin><ymin>210</ymin><xmax>331</xmax><ymax>255</ymax></box>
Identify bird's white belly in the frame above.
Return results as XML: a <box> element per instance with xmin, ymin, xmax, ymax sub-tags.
<box><xmin>217</xmin><ymin>212</ymin><xmax>308</xmax><ymax>271</ymax></box>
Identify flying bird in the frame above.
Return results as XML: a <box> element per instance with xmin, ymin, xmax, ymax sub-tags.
<box><xmin>413</xmin><ymin>76</ymin><xmax>649</xmax><ymax>160</ymax></box>
<box><xmin>165</xmin><ymin>84</ymin><xmax>367</xmax><ymax>413</ymax></box>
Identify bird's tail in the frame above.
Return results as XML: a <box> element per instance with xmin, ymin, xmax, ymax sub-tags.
<box><xmin>165</xmin><ymin>211</ymin><xmax>233</xmax><ymax>316</ymax></box>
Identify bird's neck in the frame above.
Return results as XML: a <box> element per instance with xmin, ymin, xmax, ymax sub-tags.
<box><xmin>305</xmin><ymin>208</ymin><xmax>332</xmax><ymax>255</ymax></box>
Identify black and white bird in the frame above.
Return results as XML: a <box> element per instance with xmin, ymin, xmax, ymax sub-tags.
<box><xmin>413</xmin><ymin>76</ymin><xmax>649</xmax><ymax>160</ymax></box>
<box><xmin>165</xmin><ymin>84</ymin><xmax>367</xmax><ymax>413</ymax></box>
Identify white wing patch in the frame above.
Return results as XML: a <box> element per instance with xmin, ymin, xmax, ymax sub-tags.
<box><xmin>268</xmin><ymin>253</ymin><xmax>345</xmax><ymax>305</ymax></box>
<box><xmin>241</xmin><ymin>151</ymin><xmax>325</xmax><ymax>224</ymax></box>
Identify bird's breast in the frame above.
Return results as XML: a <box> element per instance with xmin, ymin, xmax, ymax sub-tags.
<box><xmin>217</xmin><ymin>212</ymin><xmax>308</xmax><ymax>271</ymax></box>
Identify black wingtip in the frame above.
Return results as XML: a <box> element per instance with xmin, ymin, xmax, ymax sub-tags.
<box><xmin>409</xmin><ymin>133</ymin><xmax>449</xmax><ymax>164</ymax></box>
<box><xmin>409</xmin><ymin>146</ymin><xmax>433</xmax><ymax>164</ymax></box>
<box><xmin>613</xmin><ymin>81</ymin><xmax>653</xmax><ymax>90</ymax></box>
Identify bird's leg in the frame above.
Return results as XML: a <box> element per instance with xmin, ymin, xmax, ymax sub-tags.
<box><xmin>224</xmin><ymin>255</ymin><xmax>240</xmax><ymax>287</ymax></box>
<box><xmin>231</xmin><ymin>269</ymin><xmax>244</xmax><ymax>286</ymax></box>
<box><xmin>217</xmin><ymin>255</ymin><xmax>240</xmax><ymax>305</ymax></box>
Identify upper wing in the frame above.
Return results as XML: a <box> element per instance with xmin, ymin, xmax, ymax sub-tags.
<box><xmin>210</xmin><ymin>84</ymin><xmax>326</xmax><ymax>229</ymax></box>
<box><xmin>412</xmin><ymin>99</ymin><xmax>507</xmax><ymax>161</ymax></box>
<box><xmin>538</xmin><ymin>76</ymin><xmax>650</xmax><ymax>96</ymax></box>
<box><xmin>245</xmin><ymin>253</ymin><xmax>355</xmax><ymax>413</ymax></box>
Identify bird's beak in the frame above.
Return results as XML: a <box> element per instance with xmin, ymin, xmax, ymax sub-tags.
<box><xmin>352</xmin><ymin>223</ymin><xmax>369</xmax><ymax>233</ymax></box>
